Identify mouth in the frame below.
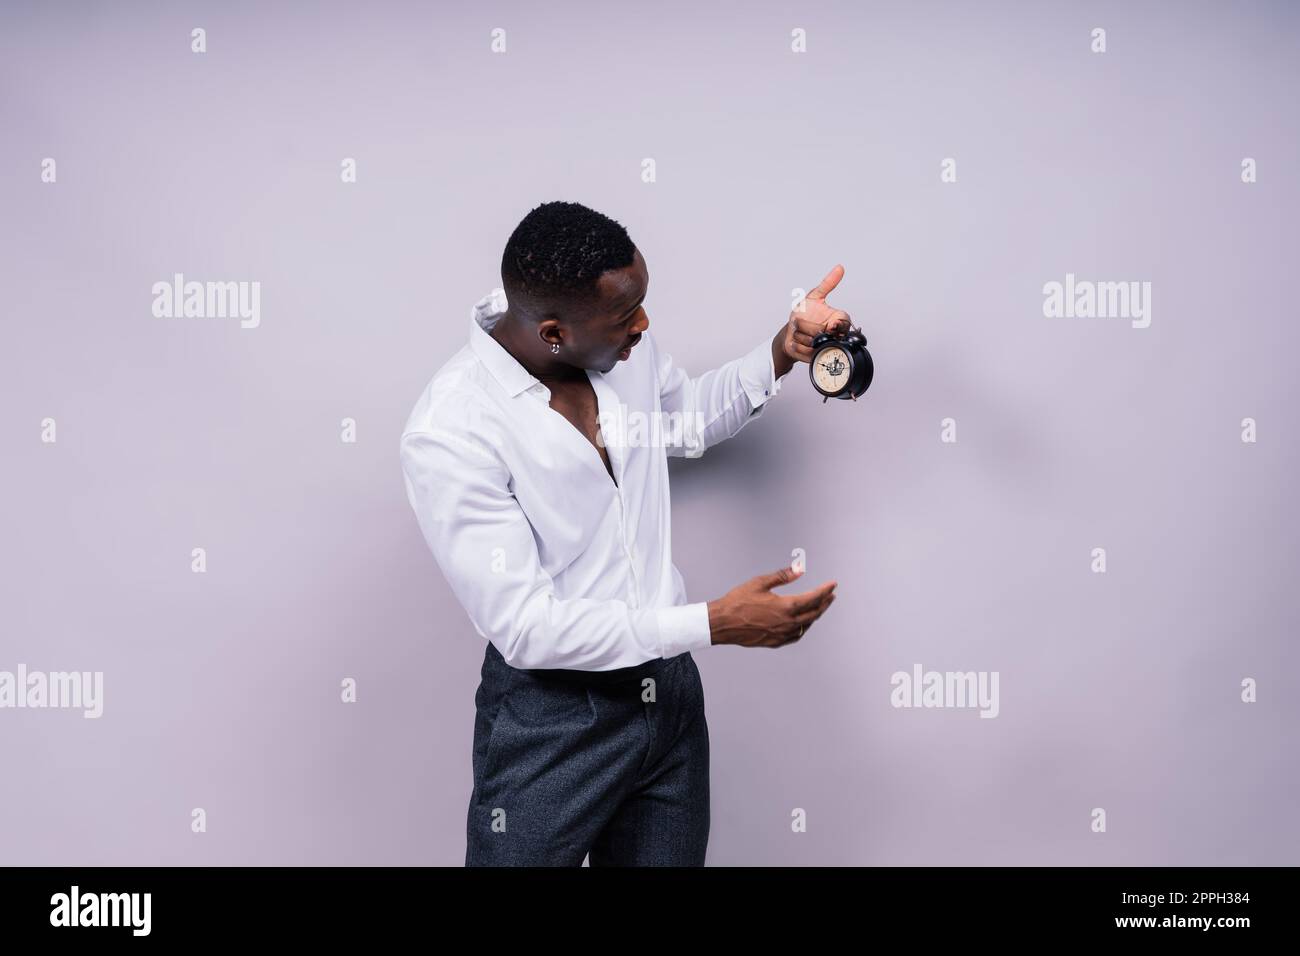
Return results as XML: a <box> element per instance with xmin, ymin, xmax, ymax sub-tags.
<box><xmin>618</xmin><ymin>334</ymin><xmax>642</xmax><ymax>360</ymax></box>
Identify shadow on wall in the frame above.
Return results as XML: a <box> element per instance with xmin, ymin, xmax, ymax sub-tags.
<box><xmin>667</xmin><ymin>339</ymin><xmax>1059</xmax><ymax>535</ymax></box>
<box><xmin>662</xmin><ymin>342</ymin><xmax>1064</xmax><ymax>861</ymax></box>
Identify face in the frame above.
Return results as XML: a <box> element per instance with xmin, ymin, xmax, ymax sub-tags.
<box><xmin>554</xmin><ymin>247</ymin><xmax>651</xmax><ymax>373</ymax></box>
<box><xmin>812</xmin><ymin>344</ymin><xmax>852</xmax><ymax>394</ymax></box>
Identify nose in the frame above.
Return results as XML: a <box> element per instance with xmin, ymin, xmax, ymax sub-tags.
<box><xmin>630</xmin><ymin>311</ymin><xmax>650</xmax><ymax>336</ymax></box>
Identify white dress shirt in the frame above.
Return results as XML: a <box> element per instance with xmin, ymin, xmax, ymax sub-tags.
<box><xmin>400</xmin><ymin>288</ymin><xmax>789</xmax><ymax>671</ymax></box>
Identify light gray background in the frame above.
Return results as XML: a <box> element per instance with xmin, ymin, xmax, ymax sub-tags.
<box><xmin>2</xmin><ymin>0</ymin><xmax>1297</xmax><ymax>865</ymax></box>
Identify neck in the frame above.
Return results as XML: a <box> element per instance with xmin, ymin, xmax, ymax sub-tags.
<box><xmin>489</xmin><ymin>313</ymin><xmax>585</xmax><ymax>383</ymax></box>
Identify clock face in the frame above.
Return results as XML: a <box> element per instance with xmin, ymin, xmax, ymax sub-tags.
<box><xmin>812</xmin><ymin>345</ymin><xmax>852</xmax><ymax>394</ymax></box>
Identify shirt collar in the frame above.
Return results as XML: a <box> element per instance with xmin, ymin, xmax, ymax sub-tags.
<box><xmin>467</xmin><ymin>288</ymin><xmax>541</xmax><ymax>398</ymax></box>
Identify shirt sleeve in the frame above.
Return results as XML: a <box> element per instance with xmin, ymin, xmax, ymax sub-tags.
<box><xmin>653</xmin><ymin>330</ymin><xmax>791</xmax><ymax>458</ymax></box>
<box><xmin>400</xmin><ymin>425</ymin><xmax>712</xmax><ymax>669</ymax></box>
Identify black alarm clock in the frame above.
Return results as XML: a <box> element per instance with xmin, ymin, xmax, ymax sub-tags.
<box><xmin>809</xmin><ymin>325</ymin><xmax>873</xmax><ymax>402</ymax></box>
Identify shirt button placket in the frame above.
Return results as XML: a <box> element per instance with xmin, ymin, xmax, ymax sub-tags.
<box><xmin>605</xmin><ymin>420</ymin><xmax>637</xmax><ymax>609</ymax></box>
<box><xmin>617</xmin><ymin>486</ymin><xmax>639</xmax><ymax>609</ymax></box>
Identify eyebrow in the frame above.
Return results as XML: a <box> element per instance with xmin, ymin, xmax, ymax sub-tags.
<box><xmin>616</xmin><ymin>293</ymin><xmax>645</xmax><ymax>320</ymax></box>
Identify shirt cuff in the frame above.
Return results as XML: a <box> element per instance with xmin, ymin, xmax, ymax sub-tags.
<box><xmin>737</xmin><ymin>334</ymin><xmax>789</xmax><ymax>410</ymax></box>
<box><xmin>656</xmin><ymin>601</ymin><xmax>712</xmax><ymax>659</ymax></box>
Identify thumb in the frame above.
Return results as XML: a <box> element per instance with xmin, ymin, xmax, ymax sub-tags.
<box><xmin>807</xmin><ymin>264</ymin><xmax>844</xmax><ymax>301</ymax></box>
<box><xmin>754</xmin><ymin>564</ymin><xmax>804</xmax><ymax>590</ymax></box>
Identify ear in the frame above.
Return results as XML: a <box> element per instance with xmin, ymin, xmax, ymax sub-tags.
<box><xmin>537</xmin><ymin>318</ymin><xmax>563</xmax><ymax>349</ymax></box>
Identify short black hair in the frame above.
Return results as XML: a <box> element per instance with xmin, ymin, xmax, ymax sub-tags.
<box><xmin>500</xmin><ymin>201</ymin><xmax>636</xmax><ymax>311</ymax></box>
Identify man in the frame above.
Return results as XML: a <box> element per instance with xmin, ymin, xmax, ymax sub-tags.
<box><xmin>400</xmin><ymin>201</ymin><xmax>848</xmax><ymax>866</ymax></box>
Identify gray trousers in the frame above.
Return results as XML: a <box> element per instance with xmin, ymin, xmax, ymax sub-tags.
<box><xmin>466</xmin><ymin>640</ymin><xmax>710</xmax><ymax>866</ymax></box>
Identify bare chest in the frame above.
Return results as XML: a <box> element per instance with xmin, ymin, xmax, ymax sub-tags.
<box><xmin>546</xmin><ymin>378</ymin><xmax>615</xmax><ymax>484</ymax></box>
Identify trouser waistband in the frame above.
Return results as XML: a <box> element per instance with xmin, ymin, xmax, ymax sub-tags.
<box><xmin>486</xmin><ymin>640</ymin><xmax>673</xmax><ymax>686</ymax></box>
